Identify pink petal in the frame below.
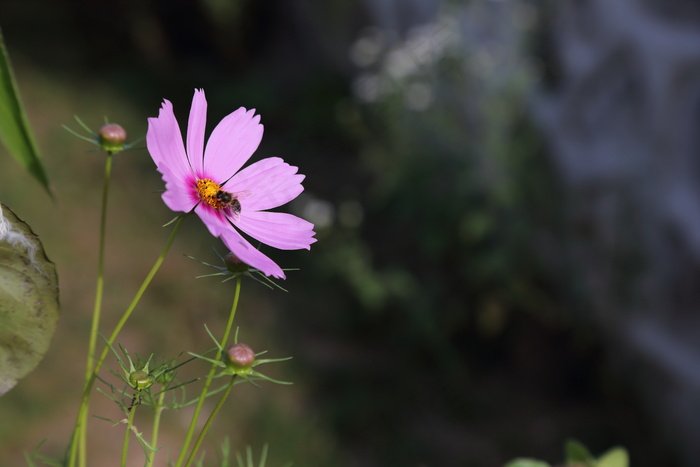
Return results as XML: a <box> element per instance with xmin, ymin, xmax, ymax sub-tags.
<box><xmin>148</xmin><ymin>92</ymin><xmax>315</xmax><ymax>280</ymax></box>
<box><xmin>219</xmin><ymin>229</ymin><xmax>286</xmax><ymax>278</ymax></box>
<box><xmin>194</xmin><ymin>203</ymin><xmax>231</xmax><ymax>237</ymax></box>
<box><xmin>187</xmin><ymin>89</ymin><xmax>207</xmax><ymax>177</ymax></box>
<box><xmin>161</xmin><ymin>170</ymin><xmax>199</xmax><ymax>213</ymax></box>
<box><xmin>203</xmin><ymin>108</ymin><xmax>263</xmax><ymax>180</ymax></box>
<box><xmin>236</xmin><ymin>211</ymin><xmax>316</xmax><ymax>250</ymax></box>
<box><xmin>225</xmin><ymin>157</ymin><xmax>305</xmax><ymax>211</ymax></box>
<box><xmin>147</xmin><ymin>99</ymin><xmax>191</xmax><ymax>181</ymax></box>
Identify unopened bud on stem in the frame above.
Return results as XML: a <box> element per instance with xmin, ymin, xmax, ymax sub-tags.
<box><xmin>226</xmin><ymin>343</ymin><xmax>255</xmax><ymax>371</ymax></box>
<box><xmin>98</xmin><ymin>123</ymin><xmax>127</xmax><ymax>153</ymax></box>
<box><xmin>129</xmin><ymin>370</ymin><xmax>154</xmax><ymax>390</ymax></box>
<box><xmin>224</xmin><ymin>252</ymin><xmax>250</xmax><ymax>274</ymax></box>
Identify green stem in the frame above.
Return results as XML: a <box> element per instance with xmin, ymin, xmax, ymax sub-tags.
<box><xmin>184</xmin><ymin>375</ymin><xmax>237</xmax><ymax>467</ymax></box>
<box><xmin>76</xmin><ymin>152</ymin><xmax>113</xmax><ymax>466</ymax></box>
<box><xmin>121</xmin><ymin>397</ymin><xmax>139</xmax><ymax>467</ymax></box>
<box><xmin>146</xmin><ymin>390</ymin><xmax>167</xmax><ymax>467</ymax></box>
<box><xmin>67</xmin><ymin>214</ymin><xmax>188</xmax><ymax>467</ymax></box>
<box><xmin>175</xmin><ymin>276</ymin><xmax>242</xmax><ymax>467</ymax></box>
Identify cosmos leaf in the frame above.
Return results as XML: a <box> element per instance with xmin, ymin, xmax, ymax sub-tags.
<box><xmin>0</xmin><ymin>204</ymin><xmax>59</xmax><ymax>396</ymax></box>
<box><xmin>0</xmin><ymin>28</ymin><xmax>52</xmax><ymax>195</ymax></box>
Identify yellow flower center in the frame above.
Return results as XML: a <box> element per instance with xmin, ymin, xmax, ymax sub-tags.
<box><xmin>197</xmin><ymin>178</ymin><xmax>225</xmax><ymax>209</ymax></box>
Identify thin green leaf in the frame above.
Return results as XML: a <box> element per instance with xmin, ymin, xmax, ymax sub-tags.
<box><xmin>503</xmin><ymin>460</ymin><xmax>550</xmax><ymax>467</ymax></box>
<box><xmin>597</xmin><ymin>447</ymin><xmax>629</xmax><ymax>467</ymax></box>
<box><xmin>565</xmin><ymin>439</ymin><xmax>595</xmax><ymax>466</ymax></box>
<box><xmin>61</xmin><ymin>123</ymin><xmax>97</xmax><ymax>144</ymax></box>
<box><xmin>0</xmin><ymin>28</ymin><xmax>51</xmax><ymax>195</ymax></box>
<box><xmin>259</xmin><ymin>444</ymin><xmax>268</xmax><ymax>467</ymax></box>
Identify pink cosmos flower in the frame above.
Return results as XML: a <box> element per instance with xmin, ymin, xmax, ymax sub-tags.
<box><xmin>146</xmin><ymin>89</ymin><xmax>315</xmax><ymax>278</ymax></box>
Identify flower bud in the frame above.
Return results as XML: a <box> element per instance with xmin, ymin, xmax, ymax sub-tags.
<box><xmin>98</xmin><ymin>123</ymin><xmax>127</xmax><ymax>152</ymax></box>
<box><xmin>129</xmin><ymin>369</ymin><xmax>154</xmax><ymax>390</ymax></box>
<box><xmin>226</xmin><ymin>343</ymin><xmax>255</xmax><ymax>371</ymax></box>
<box><xmin>224</xmin><ymin>252</ymin><xmax>250</xmax><ymax>274</ymax></box>
<box><xmin>155</xmin><ymin>368</ymin><xmax>175</xmax><ymax>385</ymax></box>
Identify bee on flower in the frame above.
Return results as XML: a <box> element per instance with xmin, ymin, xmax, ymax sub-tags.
<box><xmin>147</xmin><ymin>89</ymin><xmax>316</xmax><ymax>278</ymax></box>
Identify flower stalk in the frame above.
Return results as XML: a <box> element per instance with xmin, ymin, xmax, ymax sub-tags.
<box><xmin>146</xmin><ymin>390</ymin><xmax>167</xmax><ymax>467</ymax></box>
<box><xmin>68</xmin><ymin>214</ymin><xmax>187</xmax><ymax>467</ymax></box>
<box><xmin>184</xmin><ymin>375</ymin><xmax>238</xmax><ymax>467</ymax></box>
<box><xmin>121</xmin><ymin>397</ymin><xmax>139</xmax><ymax>467</ymax></box>
<box><xmin>76</xmin><ymin>150</ymin><xmax>114</xmax><ymax>466</ymax></box>
<box><xmin>175</xmin><ymin>276</ymin><xmax>242</xmax><ymax>467</ymax></box>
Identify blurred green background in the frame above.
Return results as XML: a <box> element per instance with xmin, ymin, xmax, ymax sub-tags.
<box><xmin>0</xmin><ymin>1</ymin><xmax>679</xmax><ymax>466</ymax></box>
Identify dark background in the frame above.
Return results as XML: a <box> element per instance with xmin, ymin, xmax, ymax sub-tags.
<box><xmin>0</xmin><ymin>1</ymin><xmax>693</xmax><ymax>466</ymax></box>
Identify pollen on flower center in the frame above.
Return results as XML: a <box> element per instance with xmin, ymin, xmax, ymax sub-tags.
<box><xmin>197</xmin><ymin>179</ymin><xmax>224</xmax><ymax>209</ymax></box>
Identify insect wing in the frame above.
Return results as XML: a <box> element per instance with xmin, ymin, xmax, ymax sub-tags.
<box><xmin>230</xmin><ymin>190</ymin><xmax>252</xmax><ymax>201</ymax></box>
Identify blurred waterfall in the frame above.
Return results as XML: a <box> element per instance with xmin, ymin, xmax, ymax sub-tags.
<box><xmin>355</xmin><ymin>0</ymin><xmax>700</xmax><ymax>464</ymax></box>
<box><xmin>534</xmin><ymin>0</ymin><xmax>700</xmax><ymax>465</ymax></box>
